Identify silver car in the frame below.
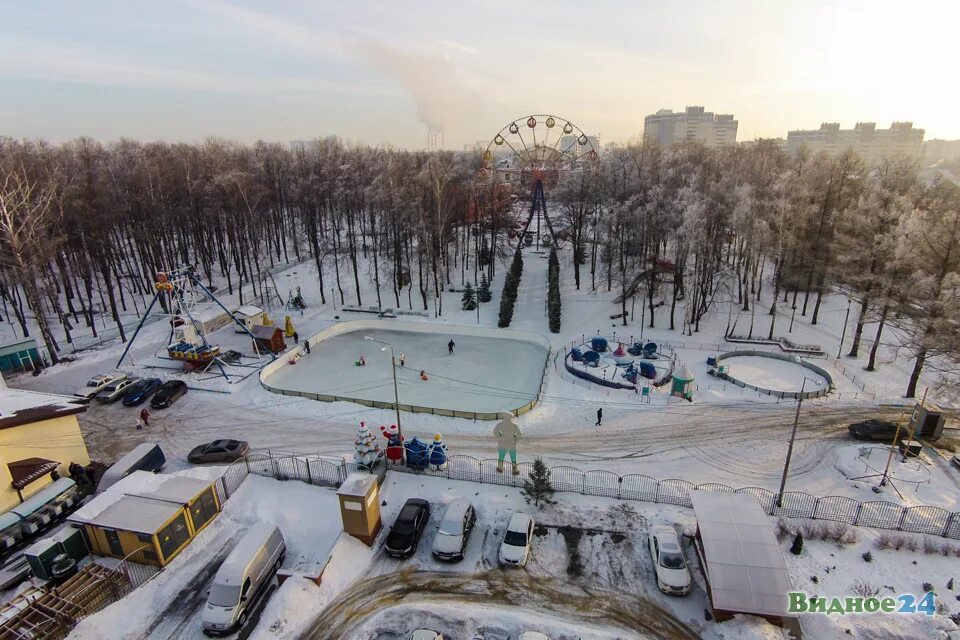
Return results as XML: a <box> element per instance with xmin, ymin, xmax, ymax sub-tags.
<box><xmin>96</xmin><ymin>377</ymin><xmax>139</xmax><ymax>403</ymax></box>
<box><xmin>431</xmin><ymin>498</ymin><xmax>476</xmax><ymax>562</ymax></box>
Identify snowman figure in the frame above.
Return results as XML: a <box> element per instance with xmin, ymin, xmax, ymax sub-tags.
<box><xmin>427</xmin><ymin>433</ymin><xmax>448</xmax><ymax>471</ymax></box>
<box><xmin>380</xmin><ymin>424</ymin><xmax>405</xmax><ymax>465</ymax></box>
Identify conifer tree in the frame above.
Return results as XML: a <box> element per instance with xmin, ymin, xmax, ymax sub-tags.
<box><xmin>478</xmin><ymin>273</ymin><xmax>492</xmax><ymax>303</ymax></box>
<box><xmin>521</xmin><ymin>457</ymin><xmax>556</xmax><ymax>508</ymax></box>
<box><xmin>461</xmin><ymin>281</ymin><xmax>477</xmax><ymax>310</ymax></box>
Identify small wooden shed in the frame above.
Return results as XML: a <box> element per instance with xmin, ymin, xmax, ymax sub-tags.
<box><xmin>67</xmin><ymin>473</ymin><xmax>220</xmax><ymax>566</ymax></box>
<box><xmin>233</xmin><ymin>305</ymin><xmax>268</xmax><ymax>333</ymax></box>
<box><xmin>336</xmin><ymin>474</ymin><xmax>381</xmax><ymax>546</ymax></box>
<box><xmin>251</xmin><ymin>325</ymin><xmax>286</xmax><ymax>354</ymax></box>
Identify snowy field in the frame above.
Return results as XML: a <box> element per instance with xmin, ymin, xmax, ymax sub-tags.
<box><xmin>721</xmin><ymin>355</ymin><xmax>830</xmax><ymax>393</ymax></box>
<box><xmin>264</xmin><ymin>325</ymin><xmax>548</xmax><ymax>415</ymax></box>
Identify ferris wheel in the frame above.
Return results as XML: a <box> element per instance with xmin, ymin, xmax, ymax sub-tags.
<box><xmin>481</xmin><ymin>114</ymin><xmax>598</xmax><ymax>250</ymax></box>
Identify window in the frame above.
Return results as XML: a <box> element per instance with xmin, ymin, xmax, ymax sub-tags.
<box><xmin>157</xmin><ymin>513</ymin><xmax>190</xmax><ymax>561</ymax></box>
<box><xmin>137</xmin><ymin>533</ymin><xmax>153</xmax><ymax>544</ymax></box>
<box><xmin>209</xmin><ymin>583</ymin><xmax>241</xmax><ymax>607</ymax></box>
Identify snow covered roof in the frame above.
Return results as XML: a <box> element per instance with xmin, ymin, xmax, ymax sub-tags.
<box><xmin>79</xmin><ymin>495</ymin><xmax>180</xmax><ymax>534</ymax></box>
<box><xmin>673</xmin><ymin>364</ymin><xmax>694</xmax><ymax>381</ymax></box>
<box><xmin>234</xmin><ymin>305</ymin><xmax>264</xmax><ymax>317</ymax></box>
<box><xmin>0</xmin><ymin>388</ymin><xmax>85</xmax><ymax>430</ymax></box>
<box><xmin>337</xmin><ymin>474</ymin><xmax>376</xmax><ymax>498</ymax></box>
<box><xmin>690</xmin><ymin>490</ymin><xmax>792</xmax><ymax>619</ymax></box>
<box><xmin>70</xmin><ymin>471</ymin><xmax>214</xmax><ymax>529</ymax></box>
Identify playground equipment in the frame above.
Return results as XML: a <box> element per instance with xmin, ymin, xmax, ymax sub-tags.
<box><xmin>611</xmin><ymin>344</ymin><xmax>633</xmax><ymax>366</ymax></box>
<box><xmin>404</xmin><ymin>437</ymin><xmax>429</xmax><ymax>471</ymax></box>
<box><xmin>117</xmin><ymin>266</ymin><xmax>273</xmax><ymax>381</ymax></box>
<box><xmin>590</xmin><ymin>336</ymin><xmax>609</xmax><ymax>352</ymax></box>
<box><xmin>482</xmin><ymin>115</ymin><xmax>598</xmax><ymax>252</ymax></box>
<box><xmin>286</xmin><ymin>287</ymin><xmax>307</xmax><ymax>312</ymax></box>
<box><xmin>581</xmin><ymin>350</ymin><xmax>601</xmax><ymax>367</ymax></box>
<box><xmin>671</xmin><ymin>364</ymin><xmax>695</xmax><ymax>401</ymax></box>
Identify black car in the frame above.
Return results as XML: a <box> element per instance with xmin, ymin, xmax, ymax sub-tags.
<box><xmin>122</xmin><ymin>378</ymin><xmax>163</xmax><ymax>406</ymax></box>
<box><xmin>848</xmin><ymin>419</ymin><xmax>903</xmax><ymax>441</ymax></box>
<box><xmin>188</xmin><ymin>439</ymin><xmax>250</xmax><ymax>464</ymax></box>
<box><xmin>150</xmin><ymin>380</ymin><xmax>188</xmax><ymax>409</ymax></box>
<box><xmin>384</xmin><ymin>498</ymin><xmax>430</xmax><ymax>558</ymax></box>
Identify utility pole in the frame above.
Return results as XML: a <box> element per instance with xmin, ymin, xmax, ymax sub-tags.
<box><xmin>364</xmin><ymin>336</ymin><xmax>403</xmax><ymax>440</ymax></box>
<box><xmin>837</xmin><ymin>298</ymin><xmax>851</xmax><ymax>358</ymax></box>
<box><xmin>777</xmin><ymin>369</ymin><xmax>822</xmax><ymax>508</ymax></box>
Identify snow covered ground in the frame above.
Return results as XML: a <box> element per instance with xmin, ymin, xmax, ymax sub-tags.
<box><xmin>721</xmin><ymin>355</ymin><xmax>830</xmax><ymax>393</ymax></box>
<box><xmin>264</xmin><ymin>325</ymin><xmax>548</xmax><ymax>415</ymax></box>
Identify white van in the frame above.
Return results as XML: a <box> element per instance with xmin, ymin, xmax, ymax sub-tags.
<box><xmin>202</xmin><ymin>524</ymin><xmax>285</xmax><ymax>636</ymax></box>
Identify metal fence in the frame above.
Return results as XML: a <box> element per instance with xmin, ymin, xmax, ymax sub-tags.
<box><xmin>217</xmin><ymin>451</ymin><xmax>352</xmax><ymax>502</ymax></box>
<box><xmin>386</xmin><ymin>454</ymin><xmax>960</xmax><ymax>540</ymax></box>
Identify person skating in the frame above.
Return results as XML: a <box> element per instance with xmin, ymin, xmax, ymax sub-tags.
<box><xmin>420</xmin><ymin>369</ymin><xmax>429</xmax><ymax>381</ymax></box>
<box><xmin>595</xmin><ymin>407</ymin><xmax>602</xmax><ymax>426</ymax></box>
<box><xmin>140</xmin><ymin>408</ymin><xmax>150</xmax><ymax>428</ymax></box>
<box><xmin>448</xmin><ymin>339</ymin><xmax>455</xmax><ymax>354</ymax></box>
<box><xmin>399</xmin><ymin>353</ymin><xmax>406</xmax><ymax>367</ymax></box>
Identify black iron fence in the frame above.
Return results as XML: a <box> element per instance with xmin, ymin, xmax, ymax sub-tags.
<box><xmin>217</xmin><ymin>451</ymin><xmax>351</xmax><ymax>502</ymax></box>
<box><xmin>386</xmin><ymin>454</ymin><xmax>960</xmax><ymax>540</ymax></box>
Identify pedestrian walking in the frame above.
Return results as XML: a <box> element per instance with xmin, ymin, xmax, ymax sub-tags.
<box><xmin>293</xmin><ymin>331</ymin><xmax>299</xmax><ymax>343</ymax></box>
<box><xmin>140</xmin><ymin>408</ymin><xmax>150</xmax><ymax>427</ymax></box>
<box><xmin>595</xmin><ymin>407</ymin><xmax>603</xmax><ymax>426</ymax></box>
<box><xmin>304</xmin><ymin>339</ymin><xmax>311</xmax><ymax>354</ymax></box>
<box><xmin>448</xmin><ymin>339</ymin><xmax>455</xmax><ymax>355</ymax></box>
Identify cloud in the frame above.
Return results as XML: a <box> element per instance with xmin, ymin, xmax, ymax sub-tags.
<box><xmin>353</xmin><ymin>41</ymin><xmax>485</xmax><ymax>134</ymax></box>
<box><xmin>0</xmin><ymin>39</ymin><xmax>388</xmax><ymax>96</ymax></box>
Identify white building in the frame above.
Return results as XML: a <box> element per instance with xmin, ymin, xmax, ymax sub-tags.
<box><xmin>923</xmin><ymin>139</ymin><xmax>960</xmax><ymax>163</ymax></box>
<box><xmin>786</xmin><ymin>122</ymin><xmax>924</xmax><ymax>162</ymax></box>
<box><xmin>643</xmin><ymin>106</ymin><xmax>738</xmax><ymax>147</ymax></box>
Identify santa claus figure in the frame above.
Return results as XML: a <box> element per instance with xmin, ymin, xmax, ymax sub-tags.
<box><xmin>380</xmin><ymin>424</ymin><xmax>405</xmax><ymax>464</ymax></box>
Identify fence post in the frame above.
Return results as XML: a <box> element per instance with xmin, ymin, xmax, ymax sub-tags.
<box><xmin>306</xmin><ymin>458</ymin><xmax>313</xmax><ymax>485</ymax></box>
<box><xmin>896</xmin><ymin>507</ymin><xmax>907</xmax><ymax>532</ymax></box>
<box><xmin>943</xmin><ymin>512</ymin><xmax>957</xmax><ymax>539</ymax></box>
<box><xmin>654</xmin><ymin>480</ymin><xmax>661</xmax><ymax>504</ymax></box>
<box><xmin>853</xmin><ymin>502</ymin><xmax>863</xmax><ymax>526</ymax></box>
<box><xmin>617</xmin><ymin>476</ymin><xmax>623</xmax><ymax>500</ymax></box>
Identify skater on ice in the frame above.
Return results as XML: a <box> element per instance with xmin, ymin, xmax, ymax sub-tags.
<box><xmin>399</xmin><ymin>353</ymin><xmax>405</xmax><ymax>367</ymax></box>
<box><xmin>355</xmin><ymin>353</ymin><xmax>366</xmax><ymax>366</ymax></box>
<box><xmin>448</xmin><ymin>339</ymin><xmax>455</xmax><ymax>354</ymax></box>
<box><xmin>420</xmin><ymin>369</ymin><xmax>429</xmax><ymax>381</ymax></box>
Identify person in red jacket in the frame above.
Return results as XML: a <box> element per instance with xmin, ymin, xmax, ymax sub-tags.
<box><xmin>140</xmin><ymin>408</ymin><xmax>150</xmax><ymax>428</ymax></box>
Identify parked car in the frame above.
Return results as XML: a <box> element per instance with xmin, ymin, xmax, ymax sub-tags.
<box><xmin>202</xmin><ymin>523</ymin><xmax>285</xmax><ymax>636</ymax></box>
<box><xmin>951</xmin><ymin>453</ymin><xmax>960</xmax><ymax>469</ymax></box>
<box><xmin>188</xmin><ymin>440</ymin><xmax>249</xmax><ymax>464</ymax></box>
<box><xmin>498</xmin><ymin>512</ymin><xmax>534</xmax><ymax>567</ymax></box>
<box><xmin>96</xmin><ymin>377</ymin><xmax>139</xmax><ymax>403</ymax></box>
<box><xmin>518</xmin><ymin>633</ymin><xmax>550</xmax><ymax>640</ymax></box>
<box><xmin>97</xmin><ymin>443</ymin><xmax>166</xmax><ymax>492</ymax></box>
<box><xmin>431</xmin><ymin>498</ymin><xmax>476</xmax><ymax>562</ymax></box>
<box><xmin>151</xmin><ymin>380</ymin><xmax>188</xmax><ymax>409</ymax></box>
<box><xmin>121</xmin><ymin>378</ymin><xmax>163</xmax><ymax>406</ymax></box>
<box><xmin>411</xmin><ymin>632</ymin><xmax>444</xmax><ymax>640</ymax></box>
<box><xmin>73</xmin><ymin>373</ymin><xmax>126</xmax><ymax>402</ymax></box>
<box><xmin>648</xmin><ymin>525</ymin><xmax>691</xmax><ymax>595</ymax></box>
<box><xmin>385</xmin><ymin>498</ymin><xmax>430</xmax><ymax>558</ymax></box>
<box><xmin>848</xmin><ymin>419</ymin><xmax>903</xmax><ymax>441</ymax></box>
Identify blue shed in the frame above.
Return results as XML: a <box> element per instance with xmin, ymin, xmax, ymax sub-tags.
<box><xmin>0</xmin><ymin>338</ymin><xmax>40</xmax><ymax>373</ymax></box>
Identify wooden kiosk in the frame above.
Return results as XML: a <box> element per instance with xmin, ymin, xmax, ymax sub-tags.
<box><xmin>336</xmin><ymin>474</ymin><xmax>381</xmax><ymax>546</ymax></box>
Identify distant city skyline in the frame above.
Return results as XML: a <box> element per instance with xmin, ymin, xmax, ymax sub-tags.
<box><xmin>0</xmin><ymin>1</ymin><xmax>957</xmax><ymax>148</ymax></box>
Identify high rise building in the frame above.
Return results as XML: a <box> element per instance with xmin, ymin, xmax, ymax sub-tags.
<box><xmin>786</xmin><ymin>122</ymin><xmax>924</xmax><ymax>162</ymax></box>
<box><xmin>643</xmin><ymin>106</ymin><xmax>738</xmax><ymax>147</ymax></box>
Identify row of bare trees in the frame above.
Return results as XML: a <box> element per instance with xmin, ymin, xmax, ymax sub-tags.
<box><xmin>1</xmin><ymin>134</ymin><xmax>958</xmax><ymax>397</ymax></box>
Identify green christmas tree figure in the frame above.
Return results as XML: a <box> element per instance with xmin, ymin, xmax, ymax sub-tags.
<box><xmin>521</xmin><ymin>457</ymin><xmax>556</xmax><ymax>508</ymax></box>
<box><xmin>352</xmin><ymin>421</ymin><xmax>382</xmax><ymax>470</ymax></box>
<box><xmin>461</xmin><ymin>281</ymin><xmax>477</xmax><ymax>311</ymax></box>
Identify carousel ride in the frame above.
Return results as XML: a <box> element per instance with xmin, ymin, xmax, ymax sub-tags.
<box><xmin>117</xmin><ymin>266</ymin><xmax>273</xmax><ymax>382</ymax></box>
<box><xmin>482</xmin><ymin>115</ymin><xmax>598</xmax><ymax>251</ymax></box>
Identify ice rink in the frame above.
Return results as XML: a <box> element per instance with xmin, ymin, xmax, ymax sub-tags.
<box><xmin>723</xmin><ymin>355</ymin><xmax>829</xmax><ymax>393</ymax></box>
<box><xmin>264</xmin><ymin>326</ymin><xmax>549</xmax><ymax>416</ymax></box>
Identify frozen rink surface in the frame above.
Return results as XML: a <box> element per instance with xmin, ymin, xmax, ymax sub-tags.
<box><xmin>264</xmin><ymin>327</ymin><xmax>548</xmax><ymax>415</ymax></box>
<box><xmin>723</xmin><ymin>355</ymin><xmax>829</xmax><ymax>393</ymax></box>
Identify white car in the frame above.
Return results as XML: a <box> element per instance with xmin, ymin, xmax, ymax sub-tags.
<box><xmin>648</xmin><ymin>525</ymin><xmax>691</xmax><ymax>595</ymax></box>
<box><xmin>96</xmin><ymin>377</ymin><xmax>138</xmax><ymax>403</ymax></box>
<box><xmin>498</xmin><ymin>512</ymin><xmax>534</xmax><ymax>567</ymax></box>
<box><xmin>74</xmin><ymin>373</ymin><xmax>127</xmax><ymax>401</ymax></box>
<box><xmin>411</xmin><ymin>631</ymin><xmax>444</xmax><ymax>640</ymax></box>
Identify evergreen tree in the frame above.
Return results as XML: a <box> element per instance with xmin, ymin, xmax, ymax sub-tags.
<box><xmin>498</xmin><ymin>248</ymin><xmax>524</xmax><ymax>328</ymax></box>
<box><xmin>352</xmin><ymin>422</ymin><xmax>382</xmax><ymax>469</ymax></box>
<box><xmin>522</xmin><ymin>457</ymin><xmax>556</xmax><ymax>508</ymax></box>
<box><xmin>790</xmin><ymin>532</ymin><xmax>803</xmax><ymax>555</ymax></box>
<box><xmin>477</xmin><ymin>273</ymin><xmax>492</xmax><ymax>303</ymax></box>
<box><xmin>461</xmin><ymin>281</ymin><xmax>477</xmax><ymax>310</ymax></box>
<box><xmin>547</xmin><ymin>248</ymin><xmax>561</xmax><ymax>333</ymax></box>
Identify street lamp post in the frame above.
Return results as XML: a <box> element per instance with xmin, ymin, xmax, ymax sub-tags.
<box><xmin>364</xmin><ymin>336</ymin><xmax>403</xmax><ymax>440</ymax></box>
<box><xmin>776</xmin><ymin>360</ymin><xmax>822</xmax><ymax>509</ymax></box>
<box><xmin>837</xmin><ymin>298</ymin><xmax>852</xmax><ymax>358</ymax></box>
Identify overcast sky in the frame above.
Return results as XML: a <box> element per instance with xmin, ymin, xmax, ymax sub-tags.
<box><xmin>1</xmin><ymin>0</ymin><xmax>956</xmax><ymax>149</ymax></box>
